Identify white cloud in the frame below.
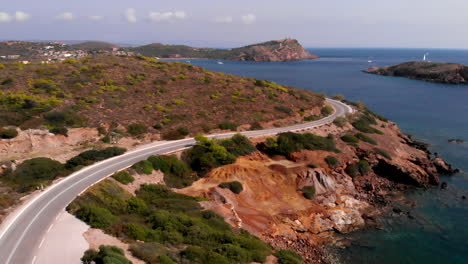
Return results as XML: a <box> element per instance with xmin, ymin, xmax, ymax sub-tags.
<box><xmin>57</xmin><ymin>12</ymin><xmax>74</xmax><ymax>21</ymax></box>
<box><xmin>0</xmin><ymin>12</ymin><xmax>13</xmax><ymax>23</ymax></box>
<box><xmin>89</xmin><ymin>15</ymin><xmax>103</xmax><ymax>21</ymax></box>
<box><xmin>214</xmin><ymin>16</ymin><xmax>233</xmax><ymax>24</ymax></box>
<box><xmin>148</xmin><ymin>11</ymin><xmax>187</xmax><ymax>22</ymax></box>
<box><xmin>241</xmin><ymin>14</ymin><xmax>256</xmax><ymax>24</ymax></box>
<box><xmin>125</xmin><ymin>8</ymin><xmax>137</xmax><ymax>23</ymax></box>
<box><xmin>15</xmin><ymin>11</ymin><xmax>31</xmax><ymax>22</ymax></box>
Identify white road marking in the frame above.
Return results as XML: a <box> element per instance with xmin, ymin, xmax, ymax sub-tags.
<box><xmin>31</xmin><ymin>256</ymin><xmax>36</xmax><ymax>264</ymax></box>
<box><xmin>38</xmin><ymin>238</ymin><xmax>45</xmax><ymax>249</ymax></box>
<box><xmin>46</xmin><ymin>224</ymin><xmax>54</xmax><ymax>233</ymax></box>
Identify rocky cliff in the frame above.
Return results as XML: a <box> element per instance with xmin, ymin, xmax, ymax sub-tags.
<box><xmin>364</xmin><ymin>61</ymin><xmax>468</xmax><ymax>84</ymax></box>
<box><xmin>227</xmin><ymin>39</ymin><xmax>319</xmax><ymax>62</ymax></box>
<box><xmin>179</xmin><ymin>113</ymin><xmax>455</xmax><ymax>263</ymax></box>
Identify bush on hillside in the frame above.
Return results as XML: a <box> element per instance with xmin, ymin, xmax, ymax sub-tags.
<box><xmin>132</xmin><ymin>160</ymin><xmax>154</xmax><ymax>175</ymax></box>
<box><xmin>352</xmin><ymin>114</ymin><xmax>384</xmax><ymax>134</ymax></box>
<box><xmin>112</xmin><ymin>170</ymin><xmax>135</xmax><ymax>184</ymax></box>
<box><xmin>324</xmin><ymin>155</ymin><xmax>339</xmax><ymax>168</ymax></box>
<box><xmin>321</xmin><ymin>105</ymin><xmax>333</xmax><ymax>116</ymax></box>
<box><xmin>218</xmin><ymin>122</ymin><xmax>238</xmax><ymax>131</ymax></box>
<box><xmin>274</xmin><ymin>105</ymin><xmax>293</xmax><ymax>115</ymax></box>
<box><xmin>148</xmin><ymin>155</ymin><xmax>194</xmax><ymax>188</ymax></box>
<box><xmin>81</xmin><ymin>245</ymin><xmax>132</xmax><ymax>264</ymax></box>
<box><xmin>301</xmin><ymin>186</ymin><xmax>316</xmax><ymax>200</ymax></box>
<box><xmin>183</xmin><ymin>135</ymin><xmax>237</xmax><ymax>174</ymax></box>
<box><xmin>0</xmin><ymin>128</ymin><xmax>18</xmax><ymax>139</ymax></box>
<box><xmin>374</xmin><ymin>148</ymin><xmax>392</xmax><ymax>160</ymax></box>
<box><xmin>0</xmin><ymin>157</ymin><xmax>66</xmax><ymax>192</ymax></box>
<box><xmin>219</xmin><ymin>134</ymin><xmax>256</xmax><ymax>157</ymax></box>
<box><xmin>356</xmin><ymin>133</ymin><xmax>378</xmax><ymax>145</ymax></box>
<box><xmin>49</xmin><ymin>126</ymin><xmax>68</xmax><ymax>136</ymax></box>
<box><xmin>333</xmin><ymin>116</ymin><xmax>347</xmax><ymax>127</ymax></box>
<box><xmin>218</xmin><ymin>181</ymin><xmax>243</xmax><ymax>194</ymax></box>
<box><xmin>263</xmin><ymin>132</ymin><xmax>338</xmax><ymax>156</ymax></box>
<box><xmin>341</xmin><ymin>134</ymin><xmax>359</xmax><ymax>144</ymax></box>
<box><xmin>274</xmin><ymin>249</ymin><xmax>304</xmax><ymax>264</ymax></box>
<box><xmin>65</xmin><ymin>147</ymin><xmax>126</xmax><ymax>169</ymax></box>
<box><xmin>75</xmin><ymin>204</ymin><xmax>119</xmax><ymax>228</ymax></box>
<box><xmin>127</xmin><ymin>123</ymin><xmax>148</xmax><ymax>136</ymax></box>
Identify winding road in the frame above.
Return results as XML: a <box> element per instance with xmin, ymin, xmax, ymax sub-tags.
<box><xmin>0</xmin><ymin>98</ymin><xmax>353</xmax><ymax>264</ymax></box>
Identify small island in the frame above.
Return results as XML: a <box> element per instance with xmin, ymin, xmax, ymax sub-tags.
<box><xmin>363</xmin><ymin>61</ymin><xmax>468</xmax><ymax>84</ymax></box>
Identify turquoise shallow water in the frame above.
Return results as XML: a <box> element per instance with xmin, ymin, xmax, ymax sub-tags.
<box><xmin>166</xmin><ymin>48</ymin><xmax>468</xmax><ymax>263</ymax></box>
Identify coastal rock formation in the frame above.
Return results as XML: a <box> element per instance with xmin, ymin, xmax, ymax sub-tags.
<box><xmin>364</xmin><ymin>61</ymin><xmax>468</xmax><ymax>84</ymax></box>
<box><xmin>179</xmin><ymin>117</ymin><xmax>453</xmax><ymax>263</ymax></box>
<box><xmin>227</xmin><ymin>39</ymin><xmax>319</xmax><ymax>62</ymax></box>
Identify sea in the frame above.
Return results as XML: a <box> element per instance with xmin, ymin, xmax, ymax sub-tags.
<box><xmin>165</xmin><ymin>48</ymin><xmax>468</xmax><ymax>264</ymax></box>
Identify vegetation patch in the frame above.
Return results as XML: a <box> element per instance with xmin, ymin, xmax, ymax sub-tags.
<box><xmin>218</xmin><ymin>181</ymin><xmax>243</xmax><ymax>194</ymax></box>
<box><xmin>374</xmin><ymin>148</ymin><xmax>392</xmax><ymax>160</ymax></box>
<box><xmin>262</xmin><ymin>132</ymin><xmax>339</xmax><ymax>157</ymax></box>
<box><xmin>352</xmin><ymin>113</ymin><xmax>384</xmax><ymax>134</ymax></box>
<box><xmin>301</xmin><ymin>186</ymin><xmax>316</xmax><ymax>200</ymax></box>
<box><xmin>132</xmin><ymin>160</ymin><xmax>154</xmax><ymax>175</ymax></box>
<box><xmin>346</xmin><ymin>160</ymin><xmax>371</xmax><ymax>178</ymax></box>
<box><xmin>356</xmin><ymin>133</ymin><xmax>378</xmax><ymax>145</ymax></box>
<box><xmin>112</xmin><ymin>170</ymin><xmax>135</xmax><ymax>184</ymax></box>
<box><xmin>127</xmin><ymin>123</ymin><xmax>148</xmax><ymax>136</ymax></box>
<box><xmin>324</xmin><ymin>155</ymin><xmax>340</xmax><ymax>168</ymax></box>
<box><xmin>69</xmin><ymin>182</ymin><xmax>271</xmax><ymax>264</ymax></box>
<box><xmin>65</xmin><ymin>147</ymin><xmax>126</xmax><ymax>170</ymax></box>
<box><xmin>274</xmin><ymin>249</ymin><xmax>304</xmax><ymax>264</ymax></box>
<box><xmin>82</xmin><ymin>245</ymin><xmax>132</xmax><ymax>264</ymax></box>
<box><xmin>341</xmin><ymin>134</ymin><xmax>359</xmax><ymax>144</ymax></box>
<box><xmin>0</xmin><ymin>128</ymin><xmax>18</xmax><ymax>139</ymax></box>
<box><xmin>218</xmin><ymin>122</ymin><xmax>238</xmax><ymax>131</ymax></box>
<box><xmin>148</xmin><ymin>155</ymin><xmax>194</xmax><ymax>188</ymax></box>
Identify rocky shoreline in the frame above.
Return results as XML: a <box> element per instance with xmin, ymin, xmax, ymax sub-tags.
<box><xmin>179</xmin><ymin>114</ymin><xmax>457</xmax><ymax>264</ymax></box>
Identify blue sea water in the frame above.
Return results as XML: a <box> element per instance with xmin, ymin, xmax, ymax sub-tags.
<box><xmin>166</xmin><ymin>48</ymin><xmax>468</xmax><ymax>264</ymax></box>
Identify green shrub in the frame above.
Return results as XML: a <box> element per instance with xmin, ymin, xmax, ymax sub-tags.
<box><xmin>345</xmin><ymin>164</ymin><xmax>359</xmax><ymax>178</ymax></box>
<box><xmin>43</xmin><ymin>110</ymin><xmax>85</xmax><ymax>127</ymax></box>
<box><xmin>49</xmin><ymin>126</ymin><xmax>68</xmax><ymax>136</ymax></box>
<box><xmin>332</xmin><ymin>94</ymin><xmax>345</xmax><ymax>101</ymax></box>
<box><xmin>321</xmin><ymin>105</ymin><xmax>333</xmax><ymax>116</ymax></box>
<box><xmin>0</xmin><ymin>157</ymin><xmax>65</xmax><ymax>192</ymax></box>
<box><xmin>356</xmin><ymin>133</ymin><xmax>377</xmax><ymax>145</ymax></box>
<box><xmin>357</xmin><ymin>160</ymin><xmax>371</xmax><ymax>175</ymax></box>
<box><xmin>75</xmin><ymin>204</ymin><xmax>119</xmax><ymax>228</ymax></box>
<box><xmin>352</xmin><ymin>114</ymin><xmax>383</xmax><ymax>134</ymax></box>
<box><xmin>1</xmin><ymin>77</ymin><xmax>13</xmax><ymax>86</ymax></box>
<box><xmin>148</xmin><ymin>155</ymin><xmax>194</xmax><ymax>188</ymax></box>
<box><xmin>81</xmin><ymin>245</ymin><xmax>131</xmax><ymax>264</ymax></box>
<box><xmin>333</xmin><ymin>116</ymin><xmax>347</xmax><ymax>127</ymax></box>
<box><xmin>218</xmin><ymin>122</ymin><xmax>238</xmax><ymax>131</ymax></box>
<box><xmin>32</xmin><ymin>79</ymin><xmax>60</xmax><ymax>94</ymax></box>
<box><xmin>304</xmin><ymin>115</ymin><xmax>320</xmax><ymax>121</ymax></box>
<box><xmin>158</xmin><ymin>255</ymin><xmax>176</xmax><ymax>264</ymax></box>
<box><xmin>126</xmin><ymin>197</ymin><xmax>148</xmax><ymax>215</ymax></box>
<box><xmin>65</xmin><ymin>147</ymin><xmax>126</xmax><ymax>169</ymax></box>
<box><xmin>219</xmin><ymin>134</ymin><xmax>256</xmax><ymax>157</ymax></box>
<box><xmin>218</xmin><ymin>181</ymin><xmax>243</xmax><ymax>194</ymax></box>
<box><xmin>341</xmin><ymin>134</ymin><xmax>359</xmax><ymax>144</ymax></box>
<box><xmin>183</xmin><ymin>135</ymin><xmax>236</xmax><ymax>175</ymax></box>
<box><xmin>301</xmin><ymin>186</ymin><xmax>316</xmax><ymax>200</ymax></box>
<box><xmin>263</xmin><ymin>132</ymin><xmax>338</xmax><ymax>156</ymax></box>
<box><xmin>324</xmin><ymin>155</ymin><xmax>339</xmax><ymax>167</ymax></box>
<box><xmin>127</xmin><ymin>123</ymin><xmax>147</xmax><ymax>136</ymax></box>
<box><xmin>0</xmin><ymin>128</ymin><xmax>18</xmax><ymax>139</ymax></box>
<box><xmin>274</xmin><ymin>249</ymin><xmax>303</xmax><ymax>264</ymax></box>
<box><xmin>112</xmin><ymin>171</ymin><xmax>135</xmax><ymax>184</ymax></box>
<box><xmin>162</xmin><ymin>129</ymin><xmax>187</xmax><ymax>140</ymax></box>
<box><xmin>274</xmin><ymin>105</ymin><xmax>293</xmax><ymax>115</ymax></box>
<box><xmin>132</xmin><ymin>160</ymin><xmax>154</xmax><ymax>175</ymax></box>
<box><xmin>374</xmin><ymin>148</ymin><xmax>392</xmax><ymax>160</ymax></box>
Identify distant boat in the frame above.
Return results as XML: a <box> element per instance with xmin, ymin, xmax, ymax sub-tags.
<box><xmin>217</xmin><ymin>61</ymin><xmax>224</xmax><ymax>65</ymax></box>
<box><xmin>368</xmin><ymin>60</ymin><xmax>373</xmax><ymax>63</ymax></box>
<box><xmin>423</xmin><ymin>53</ymin><xmax>429</xmax><ymax>61</ymax></box>
<box><xmin>186</xmin><ymin>60</ymin><xmax>191</xmax><ymax>63</ymax></box>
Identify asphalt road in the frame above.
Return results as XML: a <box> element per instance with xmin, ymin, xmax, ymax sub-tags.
<box><xmin>0</xmin><ymin>98</ymin><xmax>353</xmax><ymax>264</ymax></box>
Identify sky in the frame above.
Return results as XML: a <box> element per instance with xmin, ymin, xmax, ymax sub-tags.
<box><xmin>0</xmin><ymin>0</ymin><xmax>467</xmax><ymax>49</ymax></box>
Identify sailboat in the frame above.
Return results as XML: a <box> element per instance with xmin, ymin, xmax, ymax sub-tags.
<box><xmin>423</xmin><ymin>53</ymin><xmax>429</xmax><ymax>61</ymax></box>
